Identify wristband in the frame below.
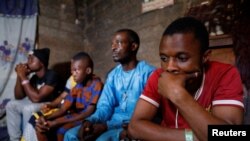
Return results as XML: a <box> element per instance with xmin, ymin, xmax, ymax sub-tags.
<box><xmin>21</xmin><ymin>80</ymin><xmax>30</xmax><ymax>85</ymax></box>
<box><xmin>185</xmin><ymin>129</ymin><xmax>193</xmax><ymax>141</ymax></box>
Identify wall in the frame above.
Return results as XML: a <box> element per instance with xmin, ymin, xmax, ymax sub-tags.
<box><xmin>38</xmin><ymin>0</ymin><xmax>234</xmax><ymax>81</ymax></box>
<box><xmin>38</xmin><ymin>0</ymin><xmax>85</xmax><ymax>79</ymax></box>
<box><xmin>81</xmin><ymin>0</ymin><xmax>183</xmax><ymax>80</ymax></box>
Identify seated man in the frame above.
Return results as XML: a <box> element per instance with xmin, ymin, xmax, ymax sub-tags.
<box><xmin>128</xmin><ymin>17</ymin><xmax>244</xmax><ymax>141</ymax></box>
<box><xmin>34</xmin><ymin>52</ymin><xmax>103</xmax><ymax>141</ymax></box>
<box><xmin>22</xmin><ymin>75</ymin><xmax>76</xmax><ymax>141</ymax></box>
<box><xmin>64</xmin><ymin>29</ymin><xmax>156</xmax><ymax>141</ymax></box>
<box><xmin>6</xmin><ymin>48</ymin><xmax>61</xmax><ymax>141</ymax></box>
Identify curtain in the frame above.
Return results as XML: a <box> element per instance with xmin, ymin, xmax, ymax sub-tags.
<box><xmin>0</xmin><ymin>0</ymin><xmax>38</xmax><ymax>99</ymax></box>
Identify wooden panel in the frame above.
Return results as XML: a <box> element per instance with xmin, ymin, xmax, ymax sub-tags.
<box><xmin>209</xmin><ymin>34</ymin><xmax>233</xmax><ymax>48</ymax></box>
<box><xmin>141</xmin><ymin>0</ymin><xmax>174</xmax><ymax>13</ymax></box>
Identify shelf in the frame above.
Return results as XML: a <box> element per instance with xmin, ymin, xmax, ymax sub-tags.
<box><xmin>209</xmin><ymin>34</ymin><xmax>233</xmax><ymax>48</ymax></box>
<box><xmin>141</xmin><ymin>0</ymin><xmax>174</xmax><ymax>13</ymax></box>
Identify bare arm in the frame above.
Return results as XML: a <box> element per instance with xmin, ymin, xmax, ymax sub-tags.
<box><xmin>49</xmin><ymin>91</ymin><xmax>68</xmax><ymax>108</ymax></box>
<box><xmin>128</xmin><ymin>99</ymin><xmax>186</xmax><ymax>141</ymax></box>
<box><xmin>56</xmin><ymin>105</ymin><xmax>95</xmax><ymax>124</ymax></box>
<box><xmin>46</xmin><ymin>105</ymin><xmax>96</xmax><ymax>128</ymax></box>
<box><xmin>157</xmin><ymin>71</ymin><xmax>244</xmax><ymax>141</ymax></box>
<box><xmin>14</xmin><ymin>76</ymin><xmax>26</xmax><ymax>99</ymax></box>
<box><xmin>45</xmin><ymin>99</ymin><xmax>73</xmax><ymax>120</ymax></box>
<box><xmin>129</xmin><ymin>71</ymin><xmax>243</xmax><ymax>141</ymax></box>
<box><xmin>14</xmin><ymin>63</ymin><xmax>55</xmax><ymax>102</ymax></box>
<box><xmin>14</xmin><ymin>63</ymin><xmax>29</xmax><ymax>99</ymax></box>
<box><xmin>41</xmin><ymin>91</ymin><xmax>68</xmax><ymax>112</ymax></box>
<box><xmin>23</xmin><ymin>83</ymin><xmax>55</xmax><ymax>103</ymax></box>
<box><xmin>175</xmin><ymin>94</ymin><xmax>243</xmax><ymax>141</ymax></box>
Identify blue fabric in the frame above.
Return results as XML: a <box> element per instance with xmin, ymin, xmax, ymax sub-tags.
<box><xmin>64</xmin><ymin>125</ymin><xmax>123</xmax><ymax>141</ymax></box>
<box><xmin>87</xmin><ymin>61</ymin><xmax>155</xmax><ymax>129</ymax></box>
<box><xmin>96</xmin><ymin>128</ymin><xmax>123</xmax><ymax>141</ymax></box>
<box><xmin>0</xmin><ymin>0</ymin><xmax>38</xmax><ymax>17</ymax></box>
<box><xmin>64</xmin><ymin>125</ymin><xmax>81</xmax><ymax>141</ymax></box>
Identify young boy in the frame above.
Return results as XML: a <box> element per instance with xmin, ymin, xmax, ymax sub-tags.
<box><xmin>34</xmin><ymin>52</ymin><xmax>103</xmax><ymax>141</ymax></box>
<box><xmin>22</xmin><ymin>75</ymin><xmax>76</xmax><ymax>141</ymax></box>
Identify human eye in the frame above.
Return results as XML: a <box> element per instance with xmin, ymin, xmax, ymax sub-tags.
<box><xmin>160</xmin><ymin>55</ymin><xmax>169</xmax><ymax>62</ymax></box>
<box><xmin>177</xmin><ymin>54</ymin><xmax>188</xmax><ymax>62</ymax></box>
<box><xmin>29</xmin><ymin>56</ymin><xmax>34</xmax><ymax>62</ymax></box>
<box><xmin>116</xmin><ymin>40</ymin><xmax>123</xmax><ymax>46</ymax></box>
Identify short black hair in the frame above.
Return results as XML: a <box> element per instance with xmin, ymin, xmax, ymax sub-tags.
<box><xmin>163</xmin><ymin>17</ymin><xmax>209</xmax><ymax>54</ymax></box>
<box><xmin>116</xmin><ymin>28</ymin><xmax>140</xmax><ymax>47</ymax></box>
<box><xmin>72</xmin><ymin>52</ymin><xmax>94</xmax><ymax>71</ymax></box>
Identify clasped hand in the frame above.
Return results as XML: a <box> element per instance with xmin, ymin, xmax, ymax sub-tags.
<box><xmin>35</xmin><ymin>116</ymin><xmax>57</xmax><ymax>133</ymax></box>
<box><xmin>15</xmin><ymin>63</ymin><xmax>30</xmax><ymax>78</ymax></box>
<box><xmin>158</xmin><ymin>71</ymin><xmax>199</xmax><ymax>101</ymax></box>
<box><xmin>78</xmin><ymin>120</ymin><xmax>107</xmax><ymax>141</ymax></box>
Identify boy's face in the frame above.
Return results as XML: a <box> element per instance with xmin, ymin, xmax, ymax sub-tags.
<box><xmin>111</xmin><ymin>32</ymin><xmax>132</xmax><ymax>63</ymax></box>
<box><xmin>71</xmin><ymin>59</ymin><xmax>90</xmax><ymax>83</ymax></box>
<box><xmin>159</xmin><ymin>32</ymin><xmax>203</xmax><ymax>75</ymax></box>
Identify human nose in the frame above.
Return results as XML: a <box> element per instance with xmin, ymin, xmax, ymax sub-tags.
<box><xmin>165</xmin><ymin>58</ymin><xmax>179</xmax><ymax>74</ymax></box>
<box><xmin>111</xmin><ymin>41</ymin><xmax>117</xmax><ymax>50</ymax></box>
<box><xmin>72</xmin><ymin>70</ymin><xmax>77</xmax><ymax>76</ymax></box>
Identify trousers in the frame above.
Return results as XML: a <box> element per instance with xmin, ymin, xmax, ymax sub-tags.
<box><xmin>6</xmin><ymin>97</ymin><xmax>42</xmax><ymax>141</ymax></box>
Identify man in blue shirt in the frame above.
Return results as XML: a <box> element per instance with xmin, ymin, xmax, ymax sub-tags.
<box><xmin>64</xmin><ymin>29</ymin><xmax>155</xmax><ymax>141</ymax></box>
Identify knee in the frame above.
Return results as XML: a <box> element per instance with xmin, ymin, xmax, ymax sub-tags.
<box><xmin>22</xmin><ymin>105</ymin><xmax>35</xmax><ymax>114</ymax></box>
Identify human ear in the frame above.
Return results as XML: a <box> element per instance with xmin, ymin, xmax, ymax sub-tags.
<box><xmin>86</xmin><ymin>67</ymin><xmax>92</xmax><ymax>74</ymax></box>
<box><xmin>202</xmin><ymin>50</ymin><xmax>211</xmax><ymax>63</ymax></box>
<box><xmin>131</xmin><ymin>43</ymin><xmax>138</xmax><ymax>52</ymax></box>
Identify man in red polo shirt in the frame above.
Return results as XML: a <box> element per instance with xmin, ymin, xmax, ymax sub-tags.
<box><xmin>128</xmin><ymin>17</ymin><xmax>244</xmax><ymax>141</ymax></box>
